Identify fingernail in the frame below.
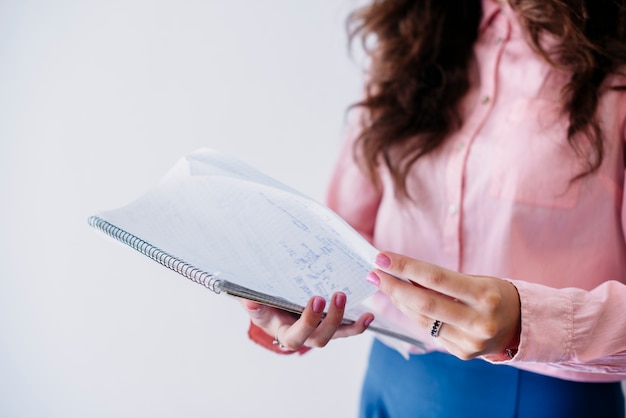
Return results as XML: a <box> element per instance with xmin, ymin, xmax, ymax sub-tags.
<box><xmin>364</xmin><ymin>315</ymin><xmax>374</xmax><ymax>327</ymax></box>
<box><xmin>375</xmin><ymin>253</ymin><xmax>391</xmax><ymax>268</ymax></box>
<box><xmin>366</xmin><ymin>271</ymin><xmax>381</xmax><ymax>287</ymax></box>
<box><xmin>312</xmin><ymin>296</ymin><xmax>325</xmax><ymax>314</ymax></box>
<box><xmin>334</xmin><ymin>292</ymin><xmax>346</xmax><ymax>309</ymax></box>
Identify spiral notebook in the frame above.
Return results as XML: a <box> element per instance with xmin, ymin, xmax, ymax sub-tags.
<box><xmin>88</xmin><ymin>148</ymin><xmax>424</xmax><ymax>349</ymax></box>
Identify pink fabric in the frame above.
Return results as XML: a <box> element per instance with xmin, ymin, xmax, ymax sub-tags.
<box><xmin>326</xmin><ymin>0</ymin><xmax>626</xmax><ymax>382</ymax></box>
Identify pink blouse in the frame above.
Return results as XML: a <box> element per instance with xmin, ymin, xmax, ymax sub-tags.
<box><xmin>326</xmin><ymin>0</ymin><xmax>626</xmax><ymax>382</ymax></box>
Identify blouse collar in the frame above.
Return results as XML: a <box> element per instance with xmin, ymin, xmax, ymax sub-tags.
<box><xmin>480</xmin><ymin>0</ymin><xmax>506</xmax><ymax>32</ymax></box>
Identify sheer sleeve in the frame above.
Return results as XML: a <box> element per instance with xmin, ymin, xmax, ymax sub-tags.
<box><xmin>326</xmin><ymin>111</ymin><xmax>382</xmax><ymax>243</ymax></box>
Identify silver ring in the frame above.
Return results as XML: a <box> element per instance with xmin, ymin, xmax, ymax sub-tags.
<box><xmin>272</xmin><ymin>327</ymin><xmax>285</xmax><ymax>349</ymax></box>
<box><xmin>430</xmin><ymin>319</ymin><xmax>443</xmax><ymax>338</ymax></box>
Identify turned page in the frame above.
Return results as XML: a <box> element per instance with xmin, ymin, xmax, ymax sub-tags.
<box><xmin>94</xmin><ymin>148</ymin><xmax>379</xmax><ymax>311</ymax></box>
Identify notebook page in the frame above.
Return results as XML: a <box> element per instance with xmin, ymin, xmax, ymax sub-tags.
<box><xmin>99</xmin><ymin>148</ymin><xmax>379</xmax><ymax>310</ymax></box>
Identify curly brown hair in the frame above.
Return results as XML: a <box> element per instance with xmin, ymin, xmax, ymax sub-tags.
<box><xmin>347</xmin><ymin>0</ymin><xmax>626</xmax><ymax>195</ymax></box>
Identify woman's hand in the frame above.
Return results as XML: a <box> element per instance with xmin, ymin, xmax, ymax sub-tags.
<box><xmin>242</xmin><ymin>292</ymin><xmax>375</xmax><ymax>351</ymax></box>
<box><xmin>367</xmin><ymin>252</ymin><xmax>521</xmax><ymax>360</ymax></box>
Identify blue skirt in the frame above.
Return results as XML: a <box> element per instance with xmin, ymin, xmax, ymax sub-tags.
<box><xmin>360</xmin><ymin>339</ymin><xmax>624</xmax><ymax>418</ymax></box>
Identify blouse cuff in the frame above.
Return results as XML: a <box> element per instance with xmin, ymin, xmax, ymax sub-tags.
<box><xmin>503</xmin><ymin>280</ymin><xmax>573</xmax><ymax>363</ymax></box>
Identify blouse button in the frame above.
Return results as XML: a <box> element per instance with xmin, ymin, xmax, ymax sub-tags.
<box><xmin>448</xmin><ymin>204</ymin><xmax>458</xmax><ymax>215</ymax></box>
<box><xmin>481</xmin><ymin>95</ymin><xmax>490</xmax><ymax>105</ymax></box>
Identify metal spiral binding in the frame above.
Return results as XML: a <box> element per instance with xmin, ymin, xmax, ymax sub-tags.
<box><xmin>88</xmin><ymin>216</ymin><xmax>221</xmax><ymax>293</ymax></box>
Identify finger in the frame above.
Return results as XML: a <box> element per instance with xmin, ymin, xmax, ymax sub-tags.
<box><xmin>306</xmin><ymin>292</ymin><xmax>372</xmax><ymax>347</ymax></box>
<box><xmin>371</xmin><ymin>269</ymin><xmax>473</xmax><ymax>330</ymax></box>
<box><xmin>304</xmin><ymin>292</ymin><xmax>346</xmax><ymax>347</ymax></box>
<box><xmin>410</xmin><ymin>316</ymin><xmax>478</xmax><ymax>359</ymax></box>
<box><xmin>333</xmin><ymin>313</ymin><xmax>375</xmax><ymax>339</ymax></box>
<box><xmin>278</xmin><ymin>295</ymin><xmax>326</xmax><ymax>350</ymax></box>
<box><xmin>425</xmin><ymin>319</ymin><xmax>468</xmax><ymax>349</ymax></box>
<box><xmin>241</xmin><ymin>299</ymin><xmax>300</xmax><ymax>338</ymax></box>
<box><xmin>436</xmin><ymin>330</ymin><xmax>489</xmax><ymax>360</ymax></box>
<box><xmin>375</xmin><ymin>252</ymin><xmax>484</xmax><ymax>304</ymax></box>
<box><xmin>242</xmin><ymin>299</ymin><xmax>272</xmax><ymax>328</ymax></box>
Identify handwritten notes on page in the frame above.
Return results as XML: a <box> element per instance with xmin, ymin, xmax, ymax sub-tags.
<box><xmin>98</xmin><ymin>148</ymin><xmax>379</xmax><ymax>310</ymax></box>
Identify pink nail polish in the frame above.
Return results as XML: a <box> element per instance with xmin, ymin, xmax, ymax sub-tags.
<box><xmin>312</xmin><ymin>297</ymin><xmax>325</xmax><ymax>314</ymax></box>
<box><xmin>364</xmin><ymin>316</ymin><xmax>374</xmax><ymax>327</ymax></box>
<box><xmin>375</xmin><ymin>253</ymin><xmax>391</xmax><ymax>268</ymax></box>
<box><xmin>366</xmin><ymin>271</ymin><xmax>381</xmax><ymax>287</ymax></box>
<box><xmin>334</xmin><ymin>292</ymin><xmax>346</xmax><ymax>308</ymax></box>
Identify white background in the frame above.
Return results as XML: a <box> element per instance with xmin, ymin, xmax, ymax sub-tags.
<box><xmin>0</xmin><ymin>1</ymin><xmax>373</xmax><ymax>417</ymax></box>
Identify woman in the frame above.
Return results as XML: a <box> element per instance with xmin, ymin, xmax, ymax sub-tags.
<box><xmin>244</xmin><ymin>0</ymin><xmax>626</xmax><ymax>416</ymax></box>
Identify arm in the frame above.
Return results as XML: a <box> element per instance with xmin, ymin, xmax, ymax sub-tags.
<box><xmin>506</xmin><ymin>133</ymin><xmax>626</xmax><ymax>369</ymax></box>
<box><xmin>326</xmin><ymin>111</ymin><xmax>382</xmax><ymax>244</ymax></box>
<box><xmin>510</xmin><ymin>279</ymin><xmax>626</xmax><ymax>372</ymax></box>
<box><xmin>369</xmin><ymin>251</ymin><xmax>626</xmax><ymax>374</ymax></box>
